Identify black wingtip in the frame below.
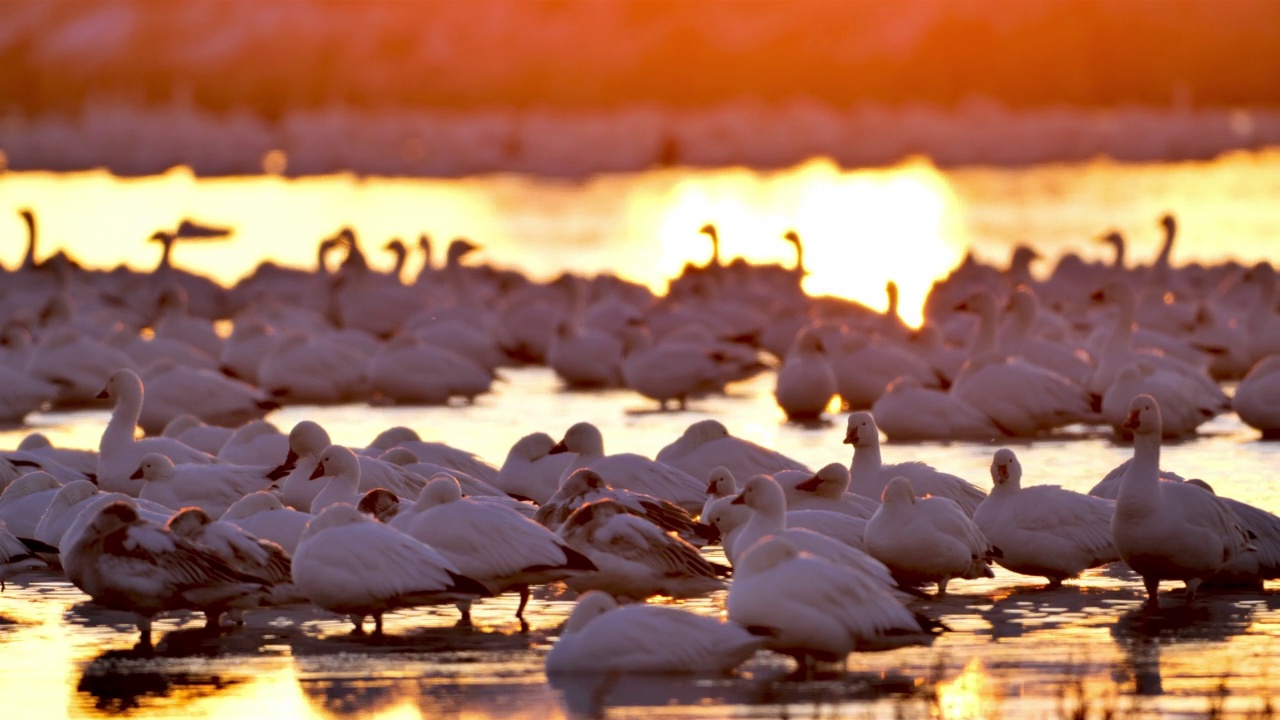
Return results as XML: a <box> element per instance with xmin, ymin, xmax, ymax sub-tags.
<box><xmin>17</xmin><ymin>537</ymin><xmax>59</xmax><ymax>555</ymax></box>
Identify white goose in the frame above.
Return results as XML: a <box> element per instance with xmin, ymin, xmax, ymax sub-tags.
<box><xmin>534</xmin><ymin>468</ymin><xmax>707</xmax><ymax>544</ymax></box>
<box><xmin>863</xmin><ymin>477</ymin><xmax>994</xmax><ymax>595</ymax></box>
<box><xmin>161</xmin><ymin>415</ymin><xmax>233</xmax><ymax>455</ymax></box>
<box><xmin>701</xmin><ymin>466</ymin><xmax>738</xmax><ymax>521</ymax></box>
<box><xmin>782</xmin><ymin>462</ymin><xmax>880</xmax><ymax>519</ymax></box>
<box><xmin>972</xmin><ymin>448</ymin><xmax>1118</xmax><ymax>586</ymax></box>
<box><xmin>132</xmin><ymin>454</ymin><xmax>273</xmax><ymax>517</ymax></box>
<box><xmin>546</xmin><ymin>318</ymin><xmax>625</xmax><ymax>388</ymax></box>
<box><xmin>870</xmin><ymin>375</ymin><xmax>1005</xmax><ymax>442</ymax></box>
<box><xmin>394</xmin><ymin>475</ymin><xmax>596</xmax><ymax>624</ymax></box>
<box><xmin>137</xmin><ymin>360</ymin><xmax>277</xmax><ymax>436</ymax></box>
<box><xmin>217</xmin><ymin>420</ymin><xmax>289</xmax><ymax>467</ymax></box>
<box><xmin>545</xmin><ymin>590</ymin><xmax>764</xmax><ymax>674</ymax></box>
<box><xmin>291</xmin><ymin>503</ymin><xmax>491</xmax><ymax>634</ymax></box>
<box><xmin>277</xmin><ymin>423</ymin><xmax>427</xmax><ymax>511</ymax></box>
<box><xmin>551</xmin><ymin>422</ymin><xmax>705</xmax><ymax>513</ymax></box>
<box><xmin>256</xmin><ymin>330</ymin><xmax>370</xmax><ymax>405</ymax></box>
<box><xmin>728</xmin><ymin>475</ymin><xmax>871</xmax><ymax>566</ymax></box>
<box><xmin>64</xmin><ymin>500</ymin><xmax>267</xmax><ymax>646</ymax></box>
<box><xmin>308</xmin><ymin>446</ymin><xmax>374</xmax><ymax>514</ymax></box>
<box><xmin>362</xmin><ymin>426</ymin><xmax>500</xmax><ymax>483</ymax></box>
<box><xmin>167</xmin><ymin>507</ymin><xmax>304</xmax><ymax>611</ymax></box>
<box><xmin>1111</xmin><ymin>394</ymin><xmax>1253</xmax><ymax>607</ymax></box>
<box><xmin>656</xmin><ymin>418</ymin><xmax>810</xmax><ymax>484</ymax></box>
<box><xmin>494</xmin><ymin>432</ymin><xmax>576</xmax><ymax>504</ymax></box>
<box><xmin>1100</xmin><ymin>360</ymin><xmax>1224</xmax><ymax>438</ymax></box>
<box><xmin>726</xmin><ymin>536</ymin><xmax>932</xmax><ymax>669</ymax></box>
<box><xmin>844</xmin><ymin>412</ymin><xmax>987</xmax><ymax>516</ymax></box>
<box><xmin>96</xmin><ymin>368</ymin><xmax>217</xmax><ymax>495</ymax></box>
<box><xmin>16</xmin><ymin>433</ymin><xmax>99</xmax><ymax>480</ymax></box>
<box><xmin>557</xmin><ymin>498</ymin><xmax>726</xmax><ymax>601</ymax></box>
<box><xmin>0</xmin><ymin>471</ymin><xmax>62</xmax><ymax>538</ymax></box>
<box><xmin>220</xmin><ymin>491</ymin><xmax>313</xmax><ymax>555</ymax></box>
<box><xmin>773</xmin><ymin>325</ymin><xmax>837</xmax><ymax>421</ymax></box>
<box><xmin>0</xmin><ymin>523</ymin><xmax>45</xmax><ymax>590</ymax></box>
<box><xmin>1234</xmin><ymin>355</ymin><xmax>1280</xmax><ymax>439</ymax></box>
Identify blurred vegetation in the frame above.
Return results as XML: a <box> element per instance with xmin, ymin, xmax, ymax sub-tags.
<box><xmin>1</xmin><ymin>0</ymin><xmax>1278</xmax><ymax>118</ymax></box>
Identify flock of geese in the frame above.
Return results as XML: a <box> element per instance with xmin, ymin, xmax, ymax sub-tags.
<box><xmin>1</xmin><ymin>209</ymin><xmax>1280</xmax><ymax>676</ymax></box>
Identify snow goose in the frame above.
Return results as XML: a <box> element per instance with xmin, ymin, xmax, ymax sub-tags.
<box><xmin>870</xmin><ymin>375</ymin><xmax>1004</xmax><ymax>442</ymax></box>
<box><xmin>152</xmin><ymin>286</ymin><xmax>223</xmax><ymax>358</ymax></box>
<box><xmin>367</xmin><ymin>333</ymin><xmax>494</xmax><ymax>405</ymax></box>
<box><xmin>726</xmin><ymin>536</ymin><xmax>933</xmax><ymax>670</ymax></box>
<box><xmin>952</xmin><ymin>351</ymin><xmax>1095</xmax><ymax>437</ymax></box>
<box><xmin>828</xmin><ymin>330</ymin><xmax>938</xmax><ymax>411</ymax></box>
<box><xmin>535</xmin><ymin>469</ymin><xmax>708</xmax><ymax>544</ymax></box>
<box><xmin>701</xmin><ymin>466</ymin><xmax>738</xmax><ymax>520</ymax></box>
<box><xmin>728</xmin><ymin>475</ymin><xmax>871</xmax><ymax>566</ymax></box>
<box><xmin>105</xmin><ymin>326</ymin><xmax>220</xmax><ymax>373</ymax></box>
<box><xmin>0</xmin><ymin>471</ymin><xmax>62</xmax><ymax>538</ymax></box>
<box><xmin>1111</xmin><ymin>394</ymin><xmax>1253</xmax><ymax>607</ymax></box>
<box><xmin>556</xmin><ymin>498</ymin><xmax>726</xmax><ymax>602</ymax></box>
<box><xmin>551</xmin><ymin>422</ymin><xmax>705</xmax><ymax>513</ymax></box>
<box><xmin>137</xmin><ymin>360</ymin><xmax>278</xmax><ymax>435</ymax></box>
<box><xmin>217</xmin><ymin>420</ymin><xmax>289</xmax><ymax>467</ymax></box>
<box><xmin>216</xmin><ymin>318</ymin><xmax>278</xmax><ymax>385</ymax></box>
<box><xmin>161</xmin><ymin>414</ymin><xmax>232</xmax><ymax>455</ymax></box>
<box><xmin>618</xmin><ymin>322</ymin><xmax>729</xmax><ymax>411</ymax></box>
<box><xmin>362</xmin><ymin>426</ymin><xmax>500</xmax><ymax>483</ymax></box>
<box><xmin>376</xmin><ymin>448</ymin><xmax>510</xmax><ymax>501</ymax></box>
<box><xmin>656</xmin><ymin>419</ymin><xmax>810</xmax><ymax>484</ymax></box>
<box><xmin>1234</xmin><ymin>355</ymin><xmax>1280</xmax><ymax>439</ymax></box>
<box><xmin>257</xmin><ymin>330</ymin><xmax>370</xmax><ymax>405</ymax></box>
<box><xmin>546</xmin><ymin>318</ymin><xmax>625</xmax><ymax>388</ymax></box>
<box><xmin>1176</xmin><ymin>479</ymin><xmax>1280</xmax><ymax>590</ymax></box>
<box><xmin>131</xmin><ymin>453</ymin><xmax>273</xmax><ymax>517</ymax></box>
<box><xmin>276</xmin><ymin>424</ymin><xmax>427</xmax><ymax>511</ymax></box>
<box><xmin>64</xmin><ymin>500</ymin><xmax>267</xmax><ymax>646</ymax></box>
<box><xmin>782</xmin><ymin>463</ymin><xmax>879</xmax><ymax>519</ymax></box>
<box><xmin>844</xmin><ymin>412</ymin><xmax>987</xmax><ymax>516</ymax></box>
<box><xmin>96</xmin><ymin>368</ymin><xmax>216</xmax><ymax>495</ymax></box>
<box><xmin>220</xmin><ymin>491</ymin><xmax>312</xmax><ymax>555</ymax></box>
<box><xmin>167</xmin><ymin>507</ymin><xmax>305</xmax><ymax>616</ymax></box>
<box><xmin>773</xmin><ymin>325</ymin><xmax>837</xmax><ymax>421</ymax></box>
<box><xmin>23</xmin><ymin>328</ymin><xmax>138</xmax><ymax>408</ymax></box>
<box><xmin>0</xmin><ymin>362</ymin><xmax>58</xmax><ymax>423</ymax></box>
<box><xmin>357</xmin><ymin>487</ymin><xmax>408</xmax><ymax>523</ymax></box>
<box><xmin>1100</xmin><ymin>360</ymin><xmax>1224</xmax><ymax>439</ymax></box>
<box><xmin>863</xmin><ymin>477</ymin><xmax>994</xmax><ymax>595</ymax></box>
<box><xmin>291</xmin><ymin>503</ymin><xmax>490</xmax><ymax>634</ymax></box>
<box><xmin>16</xmin><ymin>433</ymin><xmax>99</xmax><ymax>480</ymax></box>
<box><xmin>308</xmin><ymin>446</ymin><xmax>372</xmax><ymax>513</ymax></box>
<box><xmin>494</xmin><ymin>432</ymin><xmax>575</xmax><ymax>504</ymax></box>
<box><xmin>972</xmin><ymin>448</ymin><xmax>1118</xmax><ymax>586</ymax></box>
<box><xmin>997</xmin><ymin>286</ymin><xmax>1094</xmax><ymax>387</ymax></box>
<box><xmin>395</xmin><ymin>475</ymin><xmax>595</xmax><ymax>624</ymax></box>
<box><xmin>545</xmin><ymin>590</ymin><xmax>763</xmax><ymax>674</ymax></box>
<box><xmin>0</xmin><ymin>523</ymin><xmax>45</xmax><ymax>590</ymax></box>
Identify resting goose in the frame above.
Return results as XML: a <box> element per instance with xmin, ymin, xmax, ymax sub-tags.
<box><xmin>844</xmin><ymin>412</ymin><xmax>987</xmax><ymax>516</ymax></box>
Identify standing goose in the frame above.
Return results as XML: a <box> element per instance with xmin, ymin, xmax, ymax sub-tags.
<box><xmin>844</xmin><ymin>412</ymin><xmax>987</xmax><ymax>516</ymax></box>
<box><xmin>728</xmin><ymin>474</ymin><xmax>871</xmax><ymax>566</ymax></box>
<box><xmin>291</xmin><ymin>504</ymin><xmax>491</xmax><ymax>635</ymax></box>
<box><xmin>973</xmin><ymin>448</ymin><xmax>1118</xmax><ymax>586</ymax></box>
<box><xmin>1111</xmin><ymin>394</ymin><xmax>1253</xmax><ymax>607</ymax></box>
<box><xmin>64</xmin><ymin>500</ymin><xmax>267</xmax><ymax>646</ymax></box>
<box><xmin>773</xmin><ymin>326</ymin><xmax>837</xmax><ymax>421</ymax></box>
<box><xmin>394</xmin><ymin>475</ymin><xmax>595</xmax><ymax>625</ymax></box>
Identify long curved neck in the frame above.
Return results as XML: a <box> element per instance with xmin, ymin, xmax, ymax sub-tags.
<box><xmin>1109</xmin><ymin>289</ymin><xmax>1136</xmax><ymax>349</ymax></box>
<box><xmin>1118</xmin><ymin>431</ymin><xmax>1161</xmax><ymax>509</ymax></box>
<box><xmin>388</xmin><ymin>243</ymin><xmax>407</xmax><ymax>280</ymax></box>
<box><xmin>1155</xmin><ymin>223</ymin><xmax>1175</xmax><ymax>270</ymax></box>
<box><xmin>102</xmin><ymin>386</ymin><xmax>142</xmax><ymax>452</ymax></box>
<box><xmin>849</xmin><ymin>441</ymin><xmax>883</xmax><ymax>487</ymax></box>
<box><xmin>971</xmin><ymin>298</ymin><xmax>999</xmax><ymax>356</ymax></box>
<box><xmin>157</xmin><ymin>235</ymin><xmax>174</xmax><ymax>271</ymax></box>
<box><xmin>21</xmin><ymin>212</ymin><xmax>36</xmax><ymax>270</ymax></box>
<box><xmin>791</xmin><ymin>237</ymin><xmax>804</xmax><ymax>275</ymax></box>
<box><xmin>1109</xmin><ymin>237</ymin><xmax>1125</xmax><ymax>268</ymax></box>
<box><xmin>886</xmin><ymin>283</ymin><xmax>899</xmax><ymax>320</ymax></box>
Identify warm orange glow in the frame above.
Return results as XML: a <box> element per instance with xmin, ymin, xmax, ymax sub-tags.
<box><xmin>935</xmin><ymin>658</ymin><xmax>1000</xmax><ymax>720</ymax></box>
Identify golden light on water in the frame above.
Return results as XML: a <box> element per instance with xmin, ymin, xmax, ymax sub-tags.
<box><xmin>935</xmin><ymin>658</ymin><xmax>1000</xmax><ymax>720</ymax></box>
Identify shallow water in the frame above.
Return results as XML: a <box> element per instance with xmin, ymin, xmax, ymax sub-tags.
<box><xmin>2</xmin><ymin>368</ymin><xmax>1280</xmax><ymax>719</ymax></box>
<box><xmin>3</xmin><ymin>153</ymin><xmax>1280</xmax><ymax>717</ymax></box>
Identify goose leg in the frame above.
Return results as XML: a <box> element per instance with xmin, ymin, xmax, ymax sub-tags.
<box><xmin>515</xmin><ymin>586</ymin><xmax>530</xmax><ymax>620</ymax></box>
<box><xmin>1143</xmin><ymin>576</ymin><xmax>1161</xmax><ymax>609</ymax></box>
<box><xmin>373</xmin><ymin>613</ymin><xmax>384</xmax><ymax>636</ymax></box>
<box><xmin>1184</xmin><ymin>578</ymin><xmax>1202</xmax><ymax>602</ymax></box>
<box><xmin>456</xmin><ymin>599</ymin><xmax>473</xmax><ymax>627</ymax></box>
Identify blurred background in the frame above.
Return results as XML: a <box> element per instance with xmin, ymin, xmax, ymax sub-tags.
<box><xmin>3</xmin><ymin>0</ymin><xmax>1279</xmax><ymax>176</ymax></box>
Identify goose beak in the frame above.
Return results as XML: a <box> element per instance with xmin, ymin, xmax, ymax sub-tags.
<box><xmin>1123</xmin><ymin>410</ymin><xmax>1141</xmax><ymax>430</ymax></box>
<box><xmin>95</xmin><ymin>387</ymin><xmax>110</xmax><ymax>400</ymax></box>
<box><xmin>129</xmin><ymin>467</ymin><xmax>144</xmax><ymax>480</ymax></box>
<box><xmin>795</xmin><ymin>474</ymin><xmax>822</xmax><ymax>492</ymax></box>
<box><xmin>706</xmin><ymin>480</ymin><xmax>718</xmax><ymax>494</ymax></box>
<box><xmin>729</xmin><ymin>494</ymin><xmax>745</xmax><ymax>505</ymax></box>
<box><xmin>548</xmin><ymin>440</ymin><xmax>569</xmax><ymax>455</ymax></box>
<box><xmin>267</xmin><ymin>450</ymin><xmax>298</xmax><ymax>480</ymax></box>
<box><xmin>996</xmin><ymin>465</ymin><xmax>1008</xmax><ymax>482</ymax></box>
<box><xmin>309</xmin><ymin>463</ymin><xmax>327</xmax><ymax>480</ymax></box>
<box><xmin>842</xmin><ymin>429</ymin><xmax>857</xmax><ymax>445</ymax></box>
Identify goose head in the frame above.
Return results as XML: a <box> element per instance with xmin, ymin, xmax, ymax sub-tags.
<box><xmin>882</xmin><ymin>476</ymin><xmax>917</xmax><ymax>505</ymax></box>
<box><xmin>130</xmin><ymin>453</ymin><xmax>175</xmax><ymax>482</ymax></box>
<box><xmin>551</xmin><ymin>422</ymin><xmax>604</xmax><ymax>456</ymax></box>
<box><xmin>311</xmin><ymin>445</ymin><xmax>359</xmax><ymax>482</ymax></box>
<box><xmin>843</xmin><ymin>411</ymin><xmax>879</xmax><ymax>447</ymax></box>
<box><xmin>167</xmin><ymin>507</ymin><xmax>213</xmax><ymax>537</ymax></box>
<box><xmin>1123</xmin><ymin>394</ymin><xmax>1163</xmax><ymax>437</ymax></box>
<box><xmin>563</xmin><ymin>590</ymin><xmax>619</xmax><ymax>634</ymax></box>
<box><xmin>989</xmin><ymin>448</ymin><xmax>1021</xmax><ymax>491</ymax></box>
<box><xmin>706</xmin><ymin>466</ymin><xmax>735</xmax><ymax>496</ymax></box>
